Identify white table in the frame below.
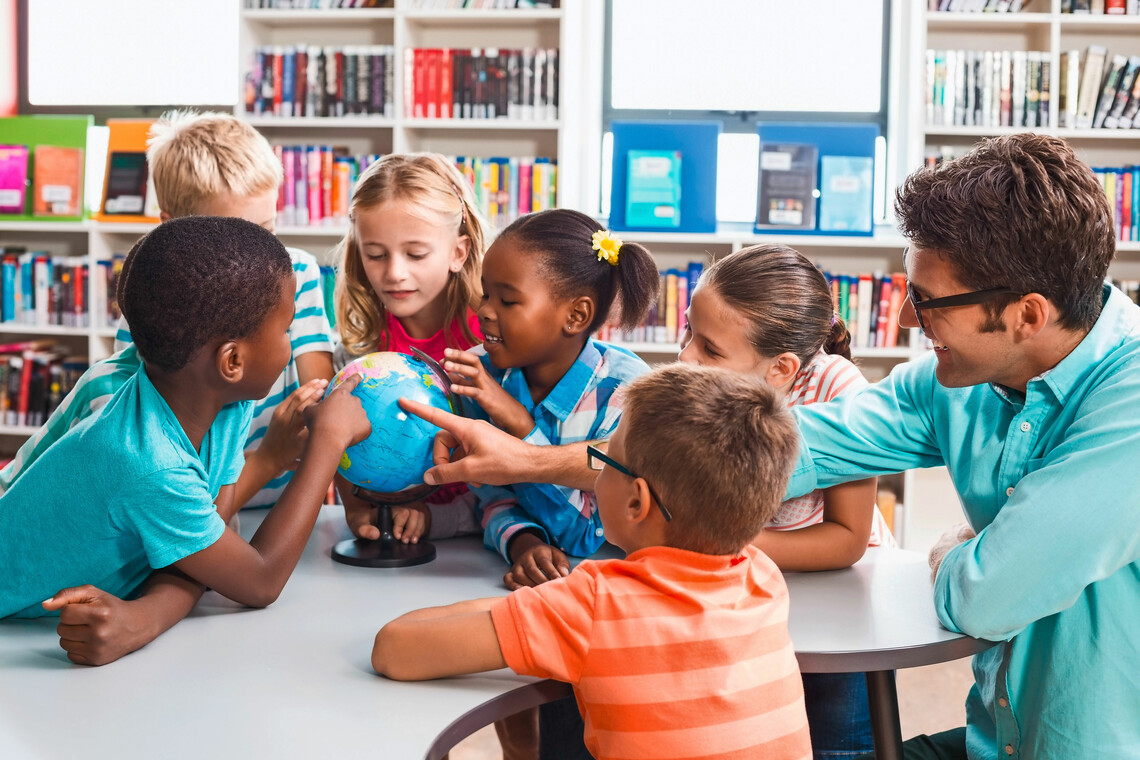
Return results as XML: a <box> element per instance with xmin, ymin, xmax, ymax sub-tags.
<box><xmin>0</xmin><ymin>510</ymin><xmax>990</xmax><ymax>760</ymax></box>
<box><xmin>785</xmin><ymin>548</ymin><xmax>996</xmax><ymax>760</ymax></box>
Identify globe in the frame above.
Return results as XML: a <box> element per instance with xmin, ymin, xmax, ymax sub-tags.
<box><xmin>325</xmin><ymin>351</ymin><xmax>454</xmax><ymax>494</ymax></box>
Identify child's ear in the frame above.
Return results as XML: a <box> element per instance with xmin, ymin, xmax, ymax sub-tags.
<box><xmin>628</xmin><ymin>478</ymin><xmax>658</xmax><ymax>525</ymax></box>
<box><xmin>216</xmin><ymin>341</ymin><xmax>244</xmax><ymax>384</ymax></box>
<box><xmin>449</xmin><ymin>234</ymin><xmax>471</xmax><ymax>273</ymax></box>
<box><xmin>563</xmin><ymin>296</ymin><xmax>595</xmax><ymax>336</ymax></box>
<box><xmin>766</xmin><ymin>351</ymin><xmax>801</xmax><ymax>389</ymax></box>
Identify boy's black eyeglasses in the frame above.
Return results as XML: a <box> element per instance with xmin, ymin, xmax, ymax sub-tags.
<box><xmin>905</xmin><ymin>282</ymin><xmax>1020</xmax><ymax>332</ymax></box>
<box><xmin>586</xmin><ymin>445</ymin><xmax>672</xmax><ymax>522</ymax></box>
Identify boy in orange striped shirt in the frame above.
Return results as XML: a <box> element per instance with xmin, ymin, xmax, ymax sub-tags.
<box><xmin>373</xmin><ymin>364</ymin><xmax>812</xmax><ymax>760</ymax></box>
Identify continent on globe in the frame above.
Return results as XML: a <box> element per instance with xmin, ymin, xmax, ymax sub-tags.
<box><xmin>326</xmin><ymin>352</ymin><xmax>454</xmax><ymax>494</ymax></box>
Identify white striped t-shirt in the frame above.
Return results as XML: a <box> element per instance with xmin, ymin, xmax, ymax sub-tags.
<box><xmin>771</xmin><ymin>352</ymin><xmax>895</xmax><ymax>546</ymax></box>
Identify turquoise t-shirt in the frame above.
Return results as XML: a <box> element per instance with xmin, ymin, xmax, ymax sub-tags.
<box><xmin>0</xmin><ymin>363</ymin><xmax>251</xmax><ymax>619</ymax></box>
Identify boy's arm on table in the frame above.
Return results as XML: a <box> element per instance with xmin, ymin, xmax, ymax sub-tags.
<box><xmin>399</xmin><ymin>398</ymin><xmax>598</xmax><ymax>492</ymax></box>
<box><xmin>232</xmin><ymin>378</ymin><xmax>329</xmax><ymax>509</ymax></box>
<box><xmin>174</xmin><ymin>375</ymin><xmax>369</xmax><ymax>608</ymax></box>
<box><xmin>38</xmin><ymin>483</ymin><xmax>239</xmax><ymax>666</ymax></box>
<box><xmin>372</xmin><ymin>598</ymin><xmax>506</xmax><ymax>680</ymax></box>
<box><xmin>752</xmin><ymin>477</ymin><xmax>877</xmax><ymax>572</ymax></box>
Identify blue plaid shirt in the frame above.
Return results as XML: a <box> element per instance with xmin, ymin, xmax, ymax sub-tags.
<box><xmin>468</xmin><ymin>339</ymin><xmax>650</xmax><ymax>562</ymax></box>
<box><xmin>785</xmin><ymin>284</ymin><xmax>1140</xmax><ymax>760</ymax></box>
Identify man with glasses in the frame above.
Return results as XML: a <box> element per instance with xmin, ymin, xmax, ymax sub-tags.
<box><xmin>402</xmin><ymin>133</ymin><xmax>1138</xmax><ymax>760</ymax></box>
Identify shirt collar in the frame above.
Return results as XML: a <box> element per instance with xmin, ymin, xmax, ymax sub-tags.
<box><xmin>501</xmin><ymin>339</ymin><xmax>604</xmax><ymax>422</ymax></box>
<box><xmin>1005</xmin><ymin>284</ymin><xmax>1137</xmax><ymax>404</ymax></box>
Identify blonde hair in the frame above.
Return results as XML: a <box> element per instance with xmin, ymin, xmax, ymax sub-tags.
<box><xmin>622</xmin><ymin>364</ymin><xmax>800</xmax><ymax>555</ymax></box>
<box><xmin>146</xmin><ymin>110</ymin><xmax>282</xmax><ymax>218</ymax></box>
<box><xmin>335</xmin><ymin>153</ymin><xmax>485</xmax><ymax>356</ymax></box>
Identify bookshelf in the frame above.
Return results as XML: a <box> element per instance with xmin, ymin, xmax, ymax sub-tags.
<box><xmin>236</xmin><ymin>0</ymin><xmax>578</xmax><ymax>256</ymax></box>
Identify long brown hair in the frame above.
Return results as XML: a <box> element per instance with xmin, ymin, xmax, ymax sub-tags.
<box><xmin>334</xmin><ymin>153</ymin><xmax>486</xmax><ymax>356</ymax></box>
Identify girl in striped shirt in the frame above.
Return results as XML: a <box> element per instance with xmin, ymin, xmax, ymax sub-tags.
<box><xmin>679</xmin><ymin>243</ymin><xmax>894</xmax><ymax>760</ymax></box>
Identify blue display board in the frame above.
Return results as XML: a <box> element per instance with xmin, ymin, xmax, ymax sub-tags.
<box><xmin>610</xmin><ymin>121</ymin><xmax>719</xmax><ymax>234</ymax></box>
<box><xmin>755</xmin><ymin>122</ymin><xmax>879</xmax><ymax>237</ymax></box>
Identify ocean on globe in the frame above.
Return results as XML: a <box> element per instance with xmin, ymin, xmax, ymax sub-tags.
<box><xmin>325</xmin><ymin>352</ymin><xmax>453</xmax><ymax>494</ymax></box>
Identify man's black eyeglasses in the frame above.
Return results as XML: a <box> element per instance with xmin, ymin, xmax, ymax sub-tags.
<box><xmin>586</xmin><ymin>444</ymin><xmax>672</xmax><ymax>522</ymax></box>
<box><xmin>905</xmin><ymin>282</ymin><xmax>1020</xmax><ymax>332</ymax></box>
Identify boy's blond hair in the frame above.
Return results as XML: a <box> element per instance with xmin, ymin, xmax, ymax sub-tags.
<box><xmin>335</xmin><ymin>153</ymin><xmax>485</xmax><ymax>357</ymax></box>
<box><xmin>621</xmin><ymin>364</ymin><xmax>800</xmax><ymax>555</ymax></box>
<box><xmin>146</xmin><ymin>110</ymin><xmax>282</xmax><ymax>218</ymax></box>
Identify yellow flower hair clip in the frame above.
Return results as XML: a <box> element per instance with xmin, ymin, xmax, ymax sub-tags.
<box><xmin>592</xmin><ymin>229</ymin><xmax>623</xmax><ymax>266</ymax></box>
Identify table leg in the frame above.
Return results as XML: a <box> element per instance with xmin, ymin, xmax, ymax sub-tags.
<box><xmin>865</xmin><ymin>670</ymin><xmax>903</xmax><ymax>760</ymax></box>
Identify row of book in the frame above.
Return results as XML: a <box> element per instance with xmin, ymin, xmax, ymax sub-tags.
<box><xmin>1094</xmin><ymin>165</ymin><xmax>1140</xmax><ymax>242</ymax></box>
<box><xmin>404</xmin><ymin>48</ymin><xmax>559</xmax><ymax>121</ymax></box>
<box><xmin>925</xmin><ymin>49</ymin><xmax>1052</xmax><ymax>129</ymax></box>
<box><xmin>1066</xmin><ymin>50</ymin><xmax>1140</xmax><ymax>129</ymax></box>
<box><xmin>454</xmin><ymin>155</ymin><xmax>558</xmax><ymax>230</ymax></box>
<box><xmin>0</xmin><ymin>341</ymin><xmax>89</xmax><ymax>429</ymax></box>
<box><xmin>244</xmin><ymin>0</ymin><xmax>555</xmax><ymax>6</ymax></box>
<box><xmin>273</xmin><ymin>146</ymin><xmax>383</xmax><ymax>228</ymax></box>
<box><xmin>929</xmin><ymin>0</ymin><xmax>1026</xmax><ymax>11</ymax></box>
<box><xmin>1062</xmin><ymin>0</ymin><xmax>1140</xmax><ymax>11</ymax></box>
<box><xmin>0</xmin><ymin>250</ymin><xmax>124</xmax><ymax>329</ymax></box>
<box><xmin>245</xmin><ymin>0</ymin><xmax>390</xmax><ymax>7</ymax></box>
<box><xmin>244</xmin><ymin>45</ymin><xmax>396</xmax><ymax>119</ymax></box>
<box><xmin>824</xmin><ymin>272</ymin><xmax>908</xmax><ymax>350</ymax></box>
<box><xmin>0</xmin><ymin>145</ymin><xmax>83</xmax><ymax>218</ymax></box>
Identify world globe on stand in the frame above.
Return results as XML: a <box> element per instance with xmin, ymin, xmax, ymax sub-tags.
<box><xmin>325</xmin><ymin>351</ymin><xmax>453</xmax><ymax>494</ymax></box>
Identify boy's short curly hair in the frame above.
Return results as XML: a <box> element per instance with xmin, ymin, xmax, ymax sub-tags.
<box><xmin>119</xmin><ymin>216</ymin><xmax>294</xmax><ymax>372</ymax></box>
<box><xmin>620</xmin><ymin>364</ymin><xmax>800</xmax><ymax>556</ymax></box>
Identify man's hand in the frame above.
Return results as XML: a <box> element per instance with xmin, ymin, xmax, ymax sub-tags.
<box><xmin>399</xmin><ymin>397</ymin><xmax>533</xmax><ymax>488</ymax></box>
<box><xmin>42</xmin><ymin>585</ymin><xmax>156</xmax><ymax>666</ymax></box>
<box><xmin>505</xmin><ymin>534</ymin><xmax>570</xmax><ymax>590</ymax></box>
<box><xmin>442</xmin><ymin>348</ymin><xmax>534</xmax><ymax>438</ymax></box>
<box><xmin>928</xmin><ymin>522</ymin><xmax>977</xmax><ymax>582</ymax></box>
<box><xmin>392</xmin><ymin>502</ymin><xmax>432</xmax><ymax>544</ymax></box>
<box><xmin>259</xmin><ymin>378</ymin><xmax>329</xmax><ymax>473</ymax></box>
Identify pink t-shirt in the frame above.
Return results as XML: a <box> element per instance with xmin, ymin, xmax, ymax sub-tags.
<box><xmin>384</xmin><ymin>309</ymin><xmax>482</xmax><ymax>504</ymax></box>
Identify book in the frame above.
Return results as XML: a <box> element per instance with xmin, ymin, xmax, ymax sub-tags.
<box><xmin>32</xmin><ymin>146</ymin><xmax>83</xmax><ymax>217</ymax></box>
<box><xmin>102</xmin><ymin>151</ymin><xmax>149</xmax><ymax>215</ymax></box>
<box><xmin>0</xmin><ymin>145</ymin><xmax>29</xmax><ymax>214</ymax></box>
<box><xmin>1059</xmin><ymin>50</ymin><xmax>1081</xmax><ymax>128</ymax></box>
<box><xmin>1074</xmin><ymin>45</ymin><xmax>1108</xmax><ymax>129</ymax></box>
<box><xmin>1104</xmin><ymin>56</ymin><xmax>1140</xmax><ymax>128</ymax></box>
<box><xmin>819</xmin><ymin>155</ymin><xmax>874</xmax><ymax>234</ymax></box>
<box><xmin>625</xmin><ymin>149</ymin><xmax>681</xmax><ymax>229</ymax></box>
<box><xmin>1092</xmin><ymin>54</ymin><xmax>1129</xmax><ymax>129</ymax></box>
<box><xmin>1117</xmin><ymin>64</ymin><xmax>1140</xmax><ymax>127</ymax></box>
<box><xmin>755</xmin><ymin>143</ymin><xmax>817</xmax><ymax>230</ymax></box>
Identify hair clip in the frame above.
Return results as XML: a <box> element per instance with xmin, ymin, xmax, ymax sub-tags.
<box><xmin>830</xmin><ymin>312</ymin><xmax>839</xmax><ymax>327</ymax></box>
<box><xmin>450</xmin><ymin>182</ymin><xmax>468</xmax><ymax>225</ymax></box>
<box><xmin>592</xmin><ymin>229</ymin><xmax>622</xmax><ymax>266</ymax></box>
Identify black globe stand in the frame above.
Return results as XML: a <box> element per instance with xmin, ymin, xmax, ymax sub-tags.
<box><xmin>331</xmin><ymin>484</ymin><xmax>437</xmax><ymax>568</ymax></box>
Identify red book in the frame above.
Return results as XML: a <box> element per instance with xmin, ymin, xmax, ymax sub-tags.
<box><xmin>875</xmin><ymin>275</ymin><xmax>893</xmax><ymax>349</ymax></box>
<box><xmin>75</xmin><ymin>263</ymin><xmax>86</xmax><ymax>327</ymax></box>
<box><xmin>518</xmin><ymin>160</ymin><xmax>532</xmax><ymax>215</ymax></box>
<box><xmin>335</xmin><ymin>51</ymin><xmax>346</xmax><ymax>117</ymax></box>
<box><xmin>413</xmin><ymin>49</ymin><xmax>427</xmax><ymax>119</ymax></box>
<box><xmin>425</xmin><ymin>49</ymin><xmax>440</xmax><ymax>119</ymax></box>
<box><xmin>321</xmin><ymin>147</ymin><xmax>333</xmax><ymax>226</ymax></box>
<box><xmin>295</xmin><ymin>47</ymin><xmax>308</xmax><ymax>117</ymax></box>
<box><xmin>1106</xmin><ymin>0</ymin><xmax>1126</xmax><ymax>13</ymax></box>
<box><xmin>16</xmin><ymin>349</ymin><xmax>33</xmax><ymax>426</ymax></box>
<box><xmin>439</xmin><ymin>48</ymin><xmax>453</xmax><ymax>119</ymax></box>
<box><xmin>272</xmin><ymin>48</ymin><xmax>284</xmax><ymax>116</ymax></box>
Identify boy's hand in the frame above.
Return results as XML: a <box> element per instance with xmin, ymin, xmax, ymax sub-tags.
<box><xmin>443</xmin><ymin>348</ymin><xmax>535</xmax><ymax>439</ymax></box>
<box><xmin>305</xmin><ymin>373</ymin><xmax>370</xmax><ymax>450</ymax></box>
<box><xmin>505</xmin><ymin>542</ymin><xmax>571</xmax><ymax>590</ymax></box>
<box><xmin>259</xmin><ymin>378</ymin><xmax>329</xmax><ymax>473</ymax></box>
<box><xmin>42</xmin><ymin>585</ymin><xmax>153</xmax><ymax>666</ymax></box>
<box><xmin>392</xmin><ymin>501</ymin><xmax>432</xmax><ymax>544</ymax></box>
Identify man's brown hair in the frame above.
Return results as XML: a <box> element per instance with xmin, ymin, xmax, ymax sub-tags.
<box><xmin>620</xmin><ymin>364</ymin><xmax>799</xmax><ymax>555</ymax></box>
<box><xmin>895</xmin><ymin>133</ymin><xmax>1115</xmax><ymax>332</ymax></box>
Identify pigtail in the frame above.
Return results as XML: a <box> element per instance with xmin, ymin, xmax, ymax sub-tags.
<box><xmin>822</xmin><ymin>315</ymin><xmax>853</xmax><ymax>360</ymax></box>
<box><xmin>609</xmin><ymin>240</ymin><xmax>659</xmax><ymax>331</ymax></box>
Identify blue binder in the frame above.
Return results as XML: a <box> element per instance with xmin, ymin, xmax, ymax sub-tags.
<box><xmin>755</xmin><ymin>123</ymin><xmax>879</xmax><ymax>237</ymax></box>
<box><xmin>610</xmin><ymin>121</ymin><xmax>719</xmax><ymax>234</ymax></box>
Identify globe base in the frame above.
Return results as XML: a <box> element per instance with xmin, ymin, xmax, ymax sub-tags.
<box><xmin>331</xmin><ymin>536</ymin><xmax>437</xmax><ymax>568</ymax></box>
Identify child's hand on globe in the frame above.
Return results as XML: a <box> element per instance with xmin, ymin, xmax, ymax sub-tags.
<box><xmin>306</xmin><ymin>372</ymin><xmax>371</xmax><ymax>450</ymax></box>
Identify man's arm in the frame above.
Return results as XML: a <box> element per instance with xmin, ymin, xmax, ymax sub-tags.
<box><xmin>399</xmin><ymin>398</ymin><xmax>598</xmax><ymax>492</ymax></box>
<box><xmin>372</xmin><ymin>598</ymin><xmax>507</xmax><ymax>680</ymax></box>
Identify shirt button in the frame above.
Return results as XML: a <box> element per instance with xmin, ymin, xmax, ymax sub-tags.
<box><xmin>998</xmin><ymin>697</ymin><xmax>1009</xmax><ymax>708</ymax></box>
<box><xmin>595</xmin><ymin>528</ymin><xmax>605</xmax><ymax>537</ymax></box>
<box><xmin>1005</xmin><ymin>745</ymin><xmax>1014</xmax><ymax>756</ymax></box>
<box><xmin>1006</xmin><ymin>487</ymin><xmax>1015</xmax><ymax>496</ymax></box>
<box><xmin>1020</xmin><ymin>421</ymin><xmax>1031</xmax><ymax>432</ymax></box>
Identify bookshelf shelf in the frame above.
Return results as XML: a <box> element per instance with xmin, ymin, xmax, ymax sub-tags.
<box><xmin>0</xmin><ymin>425</ymin><xmax>41</xmax><ymax>437</ymax></box>
<box><xmin>0</xmin><ymin>323</ymin><xmax>94</xmax><ymax>338</ymax></box>
<box><xmin>926</xmin><ymin>11</ymin><xmax>1053</xmax><ymax>26</ymax></box>
<box><xmin>401</xmin><ymin>119</ymin><xmax>561</xmax><ymax>130</ymax></box>
<box><xmin>244</xmin><ymin>116</ymin><xmax>397</xmax><ymax>129</ymax></box>
<box><xmin>1058</xmin><ymin>15</ymin><xmax>1140</xmax><ymax>30</ymax></box>
<box><xmin>403</xmin><ymin>9</ymin><xmax>562</xmax><ymax>24</ymax></box>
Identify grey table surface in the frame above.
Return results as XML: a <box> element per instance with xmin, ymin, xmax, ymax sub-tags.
<box><xmin>0</xmin><ymin>507</ymin><xmax>988</xmax><ymax>759</ymax></box>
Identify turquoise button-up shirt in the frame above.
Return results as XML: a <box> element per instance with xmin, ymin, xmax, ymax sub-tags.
<box><xmin>785</xmin><ymin>284</ymin><xmax>1140</xmax><ymax>760</ymax></box>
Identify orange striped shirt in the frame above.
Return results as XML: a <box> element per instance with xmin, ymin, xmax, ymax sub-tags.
<box><xmin>490</xmin><ymin>545</ymin><xmax>812</xmax><ymax>760</ymax></box>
